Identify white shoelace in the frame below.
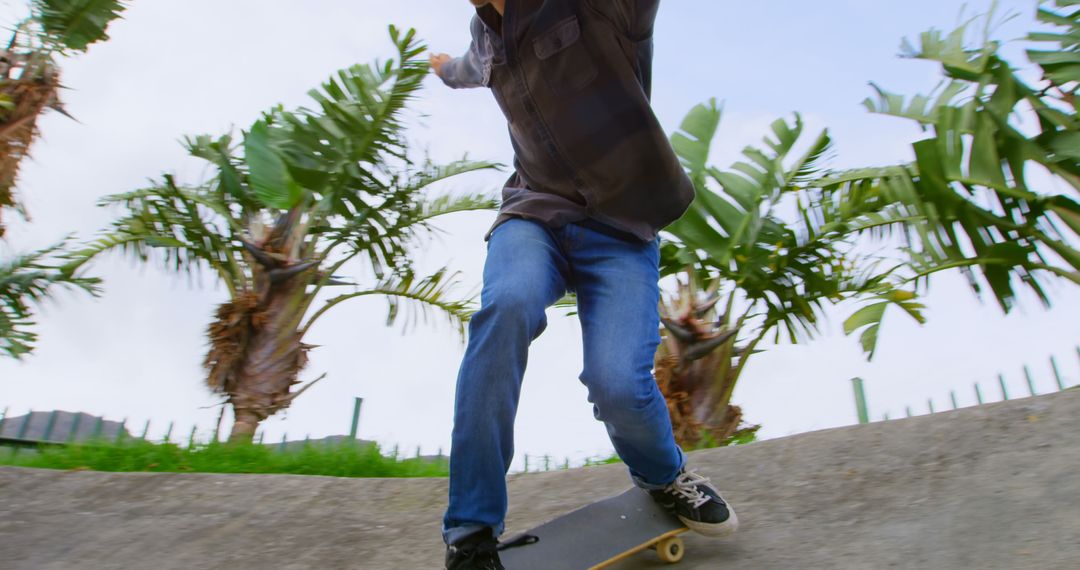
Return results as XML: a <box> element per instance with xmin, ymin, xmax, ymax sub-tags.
<box><xmin>667</xmin><ymin>470</ymin><xmax>713</xmax><ymax>509</ymax></box>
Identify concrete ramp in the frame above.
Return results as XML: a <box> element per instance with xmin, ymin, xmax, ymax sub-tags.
<box><xmin>1</xmin><ymin>390</ymin><xmax>1078</xmax><ymax>569</ymax></box>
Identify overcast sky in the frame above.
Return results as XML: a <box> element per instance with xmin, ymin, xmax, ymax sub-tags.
<box><xmin>1</xmin><ymin>0</ymin><xmax>1077</xmax><ymax>469</ymax></box>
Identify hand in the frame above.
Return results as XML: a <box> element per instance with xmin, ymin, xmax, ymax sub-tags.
<box><xmin>429</xmin><ymin>53</ymin><xmax>452</xmax><ymax>78</ymax></box>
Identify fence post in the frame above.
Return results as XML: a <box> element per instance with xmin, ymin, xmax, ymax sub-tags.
<box><xmin>975</xmin><ymin>383</ymin><xmax>984</xmax><ymax>405</ymax></box>
<box><xmin>905</xmin><ymin>406</ymin><xmax>913</xmax><ymax>418</ymax></box>
<box><xmin>851</xmin><ymin>377</ymin><xmax>870</xmax><ymax>424</ymax></box>
<box><xmin>42</xmin><ymin>411</ymin><xmax>59</xmax><ymax>441</ymax></box>
<box><xmin>927</xmin><ymin>399</ymin><xmax>935</xmax><ymax>414</ymax></box>
<box><xmin>163</xmin><ymin>422</ymin><xmax>175</xmax><ymax>443</ymax></box>
<box><xmin>212</xmin><ymin>406</ymin><xmax>225</xmax><ymax>443</ymax></box>
<box><xmin>950</xmin><ymin>391</ymin><xmax>959</xmax><ymax>410</ymax></box>
<box><xmin>1050</xmin><ymin>356</ymin><xmax>1066</xmax><ymax>391</ymax></box>
<box><xmin>998</xmin><ymin>374</ymin><xmax>1010</xmax><ymax>401</ymax></box>
<box><xmin>187</xmin><ymin>425</ymin><xmax>198</xmax><ymax>449</ymax></box>
<box><xmin>115</xmin><ymin>418</ymin><xmax>128</xmax><ymax>443</ymax></box>
<box><xmin>1024</xmin><ymin>366</ymin><xmax>1037</xmax><ymax>397</ymax></box>
<box><xmin>349</xmin><ymin>397</ymin><xmax>364</xmax><ymax>440</ymax></box>
<box><xmin>67</xmin><ymin>413</ymin><xmax>83</xmax><ymax>443</ymax></box>
<box><xmin>0</xmin><ymin>407</ymin><xmax>8</xmax><ymax>437</ymax></box>
<box><xmin>140</xmin><ymin>419</ymin><xmax>152</xmax><ymax>441</ymax></box>
<box><xmin>279</xmin><ymin>433</ymin><xmax>288</xmax><ymax>452</ymax></box>
<box><xmin>91</xmin><ymin>417</ymin><xmax>104</xmax><ymax>441</ymax></box>
<box><xmin>16</xmin><ymin>411</ymin><xmax>32</xmax><ymax>439</ymax></box>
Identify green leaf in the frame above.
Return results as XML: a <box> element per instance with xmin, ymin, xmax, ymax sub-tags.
<box><xmin>33</xmin><ymin>0</ymin><xmax>127</xmax><ymax>52</ymax></box>
<box><xmin>843</xmin><ymin>302</ymin><xmax>887</xmax><ymax>336</ymax></box>
<box><xmin>671</xmin><ymin>99</ymin><xmax>722</xmax><ymax>189</ymax></box>
<box><xmin>244</xmin><ymin>121</ymin><xmax>304</xmax><ymax>211</ymax></box>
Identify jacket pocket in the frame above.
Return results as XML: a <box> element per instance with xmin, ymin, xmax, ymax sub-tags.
<box><xmin>533</xmin><ymin>15</ymin><xmax>598</xmax><ymax>96</ymax></box>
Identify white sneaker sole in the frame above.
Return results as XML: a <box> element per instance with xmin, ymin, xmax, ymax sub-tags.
<box><xmin>680</xmin><ymin>503</ymin><xmax>739</xmax><ymax>537</ymax></box>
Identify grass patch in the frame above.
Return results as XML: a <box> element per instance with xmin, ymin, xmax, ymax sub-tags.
<box><xmin>0</xmin><ymin>439</ymin><xmax>449</xmax><ymax>478</ymax></box>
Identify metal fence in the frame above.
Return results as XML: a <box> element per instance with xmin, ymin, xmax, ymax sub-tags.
<box><xmin>0</xmin><ymin>396</ymin><xmax>371</xmax><ymax>453</ymax></box>
<box><xmin>852</xmin><ymin>346</ymin><xmax>1079</xmax><ymax>424</ymax></box>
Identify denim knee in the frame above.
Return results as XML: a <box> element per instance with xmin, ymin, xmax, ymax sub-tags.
<box><xmin>583</xmin><ymin>368</ymin><xmax>657</xmax><ymax>421</ymax></box>
<box><xmin>473</xmin><ymin>288</ymin><xmax>549</xmax><ymax>341</ymax></box>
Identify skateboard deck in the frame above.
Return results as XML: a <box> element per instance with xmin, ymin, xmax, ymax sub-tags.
<box><xmin>499</xmin><ymin>487</ymin><xmax>689</xmax><ymax>569</ymax></box>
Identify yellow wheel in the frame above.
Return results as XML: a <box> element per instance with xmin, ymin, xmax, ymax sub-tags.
<box><xmin>656</xmin><ymin>536</ymin><xmax>685</xmax><ymax>564</ymax></box>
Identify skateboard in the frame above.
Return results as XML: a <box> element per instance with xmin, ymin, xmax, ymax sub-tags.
<box><xmin>498</xmin><ymin>487</ymin><xmax>690</xmax><ymax>569</ymax></box>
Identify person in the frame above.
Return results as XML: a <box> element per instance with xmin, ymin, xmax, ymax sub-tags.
<box><xmin>430</xmin><ymin>1</ymin><xmax>737</xmax><ymax>568</ymax></box>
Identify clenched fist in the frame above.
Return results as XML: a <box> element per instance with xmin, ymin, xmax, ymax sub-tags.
<box><xmin>429</xmin><ymin>53</ymin><xmax>452</xmax><ymax>78</ymax></box>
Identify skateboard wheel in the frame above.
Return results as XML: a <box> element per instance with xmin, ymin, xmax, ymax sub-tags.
<box><xmin>656</xmin><ymin>536</ymin><xmax>685</xmax><ymax>564</ymax></box>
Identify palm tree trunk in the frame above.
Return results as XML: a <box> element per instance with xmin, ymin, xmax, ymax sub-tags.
<box><xmin>229</xmin><ymin>410</ymin><xmax>261</xmax><ymax>444</ymax></box>
<box><xmin>655</xmin><ymin>276</ymin><xmax>758</xmax><ymax>448</ymax></box>
<box><xmin>205</xmin><ymin>266</ymin><xmax>314</xmax><ymax>443</ymax></box>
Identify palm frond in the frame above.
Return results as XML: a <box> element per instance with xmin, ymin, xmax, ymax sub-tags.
<box><xmin>32</xmin><ymin>0</ymin><xmax>128</xmax><ymax>53</ymax></box>
<box><xmin>411</xmin><ymin>190</ymin><xmax>499</xmax><ymax>226</ymax></box>
<box><xmin>1</xmin><ymin>241</ymin><xmax>99</xmax><ymax>359</ymax></box>
<box><xmin>69</xmin><ymin>178</ymin><xmax>245</xmax><ymax>291</ymax></box>
<box><xmin>303</xmin><ymin>266</ymin><xmax>475</xmax><ymax>340</ymax></box>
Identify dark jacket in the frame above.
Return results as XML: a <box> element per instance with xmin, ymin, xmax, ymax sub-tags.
<box><xmin>440</xmin><ymin>0</ymin><xmax>694</xmax><ymax>243</ymax></box>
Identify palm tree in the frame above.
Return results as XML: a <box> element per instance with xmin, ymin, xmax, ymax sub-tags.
<box><xmin>0</xmin><ymin>0</ymin><xmax>128</xmax><ymax>236</ymax></box>
<box><xmin>1</xmin><ymin>241</ymin><xmax>99</xmax><ymax>359</ymax></box>
<box><xmin>656</xmin><ymin>103</ymin><xmax>923</xmax><ymax>448</ymax></box>
<box><xmin>656</xmin><ymin>2</ymin><xmax>1080</xmax><ymax>447</ymax></box>
<box><xmin>818</xmin><ymin>0</ymin><xmax>1079</xmax><ymax>350</ymax></box>
<box><xmin>66</xmin><ymin>28</ymin><xmax>499</xmax><ymax>442</ymax></box>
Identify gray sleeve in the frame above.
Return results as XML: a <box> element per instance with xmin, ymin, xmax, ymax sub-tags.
<box><xmin>438</xmin><ymin>16</ymin><xmax>489</xmax><ymax>89</ymax></box>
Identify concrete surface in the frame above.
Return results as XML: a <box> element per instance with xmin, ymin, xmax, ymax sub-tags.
<box><xmin>1</xmin><ymin>390</ymin><xmax>1078</xmax><ymax>569</ymax></box>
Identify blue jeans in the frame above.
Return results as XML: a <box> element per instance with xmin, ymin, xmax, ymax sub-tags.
<box><xmin>443</xmin><ymin>218</ymin><xmax>686</xmax><ymax>544</ymax></box>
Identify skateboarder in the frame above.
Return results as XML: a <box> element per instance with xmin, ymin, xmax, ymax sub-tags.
<box><xmin>431</xmin><ymin>1</ymin><xmax>737</xmax><ymax>568</ymax></box>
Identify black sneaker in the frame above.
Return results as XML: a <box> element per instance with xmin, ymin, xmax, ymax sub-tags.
<box><xmin>650</xmin><ymin>469</ymin><xmax>739</xmax><ymax>537</ymax></box>
<box><xmin>445</xmin><ymin>528</ymin><xmax>504</xmax><ymax>570</ymax></box>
